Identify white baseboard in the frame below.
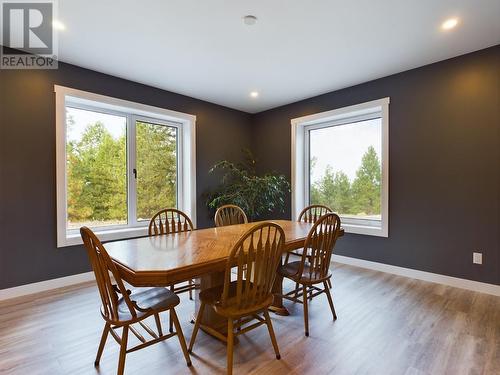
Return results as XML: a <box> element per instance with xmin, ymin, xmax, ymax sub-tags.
<box><xmin>0</xmin><ymin>272</ymin><xmax>95</xmax><ymax>302</ymax></box>
<box><xmin>2</xmin><ymin>256</ymin><xmax>499</xmax><ymax>302</ymax></box>
<box><xmin>332</xmin><ymin>254</ymin><xmax>500</xmax><ymax>297</ymax></box>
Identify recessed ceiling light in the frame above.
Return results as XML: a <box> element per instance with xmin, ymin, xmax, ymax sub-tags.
<box><xmin>52</xmin><ymin>20</ymin><xmax>66</xmax><ymax>30</ymax></box>
<box><xmin>441</xmin><ymin>18</ymin><xmax>459</xmax><ymax>30</ymax></box>
<box><xmin>250</xmin><ymin>91</ymin><xmax>259</xmax><ymax>98</ymax></box>
<box><xmin>243</xmin><ymin>15</ymin><xmax>258</xmax><ymax>26</ymax></box>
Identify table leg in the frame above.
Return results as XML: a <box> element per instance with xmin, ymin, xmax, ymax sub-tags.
<box><xmin>193</xmin><ymin>271</ymin><xmax>233</xmax><ymax>342</ymax></box>
<box><xmin>269</xmin><ymin>259</ymin><xmax>290</xmax><ymax>316</ymax></box>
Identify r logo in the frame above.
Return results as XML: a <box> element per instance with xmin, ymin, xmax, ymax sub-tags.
<box><xmin>2</xmin><ymin>2</ymin><xmax>53</xmax><ymax>54</ymax></box>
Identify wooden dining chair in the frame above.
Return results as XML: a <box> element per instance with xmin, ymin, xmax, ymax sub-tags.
<box><xmin>214</xmin><ymin>204</ymin><xmax>248</xmax><ymax>227</ymax></box>
<box><xmin>80</xmin><ymin>227</ymin><xmax>191</xmax><ymax>375</ymax></box>
<box><xmin>188</xmin><ymin>222</ymin><xmax>285</xmax><ymax>375</ymax></box>
<box><xmin>287</xmin><ymin>204</ymin><xmax>333</xmax><ymax>262</ymax></box>
<box><xmin>278</xmin><ymin>213</ymin><xmax>341</xmax><ymax>337</ymax></box>
<box><xmin>148</xmin><ymin>208</ymin><xmax>196</xmax><ymax>331</ymax></box>
<box><xmin>287</xmin><ymin>204</ymin><xmax>334</xmax><ymax>289</ymax></box>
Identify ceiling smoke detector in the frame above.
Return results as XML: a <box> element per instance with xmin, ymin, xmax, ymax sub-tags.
<box><xmin>243</xmin><ymin>15</ymin><xmax>258</xmax><ymax>26</ymax></box>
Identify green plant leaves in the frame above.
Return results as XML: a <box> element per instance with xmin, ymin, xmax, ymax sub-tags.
<box><xmin>206</xmin><ymin>150</ymin><xmax>290</xmax><ymax>221</ymax></box>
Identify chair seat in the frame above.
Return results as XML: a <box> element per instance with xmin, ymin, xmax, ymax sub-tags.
<box><xmin>278</xmin><ymin>261</ymin><xmax>330</xmax><ymax>283</ymax></box>
<box><xmin>116</xmin><ymin>287</ymin><xmax>180</xmax><ymax>322</ymax></box>
<box><xmin>199</xmin><ymin>281</ymin><xmax>273</xmax><ymax>317</ymax></box>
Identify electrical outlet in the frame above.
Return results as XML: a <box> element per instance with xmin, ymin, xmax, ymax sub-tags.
<box><xmin>473</xmin><ymin>252</ymin><xmax>483</xmax><ymax>265</ymax></box>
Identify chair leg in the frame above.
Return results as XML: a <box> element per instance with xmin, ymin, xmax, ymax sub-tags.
<box><xmin>94</xmin><ymin>322</ymin><xmax>110</xmax><ymax>366</ymax></box>
<box><xmin>154</xmin><ymin>313</ymin><xmax>163</xmax><ymax>336</ymax></box>
<box><xmin>169</xmin><ymin>285</ymin><xmax>174</xmax><ymax>333</ymax></box>
<box><xmin>302</xmin><ymin>285</ymin><xmax>309</xmax><ymax>337</ymax></box>
<box><xmin>117</xmin><ymin>326</ymin><xmax>129</xmax><ymax>375</ymax></box>
<box><xmin>227</xmin><ymin>319</ymin><xmax>235</xmax><ymax>375</ymax></box>
<box><xmin>323</xmin><ymin>281</ymin><xmax>337</xmax><ymax>320</ymax></box>
<box><xmin>188</xmin><ymin>302</ymin><xmax>205</xmax><ymax>353</ymax></box>
<box><xmin>170</xmin><ymin>308</ymin><xmax>192</xmax><ymax>367</ymax></box>
<box><xmin>263</xmin><ymin>309</ymin><xmax>281</xmax><ymax>360</ymax></box>
<box><xmin>189</xmin><ymin>279</ymin><xmax>193</xmax><ymax>300</ymax></box>
<box><xmin>327</xmin><ymin>278</ymin><xmax>332</xmax><ymax>288</ymax></box>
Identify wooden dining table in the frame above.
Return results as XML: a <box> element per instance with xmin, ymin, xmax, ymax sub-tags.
<box><xmin>105</xmin><ymin>219</ymin><xmax>344</xmax><ymax>339</ymax></box>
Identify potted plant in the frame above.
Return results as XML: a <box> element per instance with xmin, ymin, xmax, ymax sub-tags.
<box><xmin>206</xmin><ymin>150</ymin><xmax>290</xmax><ymax>221</ymax></box>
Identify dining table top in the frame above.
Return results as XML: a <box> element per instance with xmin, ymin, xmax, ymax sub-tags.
<box><xmin>105</xmin><ymin>220</ymin><xmax>344</xmax><ymax>287</ymax></box>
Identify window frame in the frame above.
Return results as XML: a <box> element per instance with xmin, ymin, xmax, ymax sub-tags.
<box><xmin>291</xmin><ymin>98</ymin><xmax>389</xmax><ymax>237</ymax></box>
<box><xmin>55</xmin><ymin>85</ymin><xmax>196</xmax><ymax>247</ymax></box>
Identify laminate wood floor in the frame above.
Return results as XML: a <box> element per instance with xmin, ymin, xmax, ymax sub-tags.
<box><xmin>1</xmin><ymin>263</ymin><xmax>499</xmax><ymax>375</ymax></box>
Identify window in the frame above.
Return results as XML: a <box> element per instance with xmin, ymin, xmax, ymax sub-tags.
<box><xmin>291</xmin><ymin>98</ymin><xmax>389</xmax><ymax>237</ymax></box>
<box><xmin>55</xmin><ymin>86</ymin><xmax>196</xmax><ymax>247</ymax></box>
<box><xmin>65</xmin><ymin>107</ymin><xmax>128</xmax><ymax>230</ymax></box>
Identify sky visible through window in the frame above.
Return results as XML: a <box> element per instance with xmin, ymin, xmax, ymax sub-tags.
<box><xmin>309</xmin><ymin>118</ymin><xmax>382</xmax><ymax>220</ymax></box>
<box><xmin>309</xmin><ymin>118</ymin><xmax>381</xmax><ymax>183</ymax></box>
<box><xmin>66</xmin><ymin>107</ymin><xmax>126</xmax><ymax>141</ymax></box>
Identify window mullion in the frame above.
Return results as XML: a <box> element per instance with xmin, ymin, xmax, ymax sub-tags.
<box><xmin>127</xmin><ymin>115</ymin><xmax>138</xmax><ymax>227</ymax></box>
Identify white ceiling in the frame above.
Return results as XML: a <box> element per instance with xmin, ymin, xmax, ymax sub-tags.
<box><xmin>56</xmin><ymin>0</ymin><xmax>500</xmax><ymax>113</ymax></box>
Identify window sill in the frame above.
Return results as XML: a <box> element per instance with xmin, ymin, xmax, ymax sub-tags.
<box><xmin>342</xmin><ymin>223</ymin><xmax>388</xmax><ymax>237</ymax></box>
<box><xmin>58</xmin><ymin>226</ymin><xmax>149</xmax><ymax>248</ymax></box>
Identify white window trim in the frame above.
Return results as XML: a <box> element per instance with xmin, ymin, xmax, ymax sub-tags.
<box><xmin>55</xmin><ymin>85</ymin><xmax>197</xmax><ymax>247</ymax></box>
<box><xmin>291</xmin><ymin>97</ymin><xmax>389</xmax><ymax>237</ymax></box>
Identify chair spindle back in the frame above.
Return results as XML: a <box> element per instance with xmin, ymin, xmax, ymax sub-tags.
<box><xmin>80</xmin><ymin>227</ymin><xmax>137</xmax><ymax>322</ymax></box>
<box><xmin>148</xmin><ymin>208</ymin><xmax>194</xmax><ymax>236</ymax></box>
<box><xmin>214</xmin><ymin>204</ymin><xmax>248</xmax><ymax>227</ymax></box>
<box><xmin>221</xmin><ymin>223</ymin><xmax>285</xmax><ymax>311</ymax></box>
<box><xmin>299</xmin><ymin>213</ymin><xmax>341</xmax><ymax>280</ymax></box>
<box><xmin>298</xmin><ymin>204</ymin><xmax>333</xmax><ymax>223</ymax></box>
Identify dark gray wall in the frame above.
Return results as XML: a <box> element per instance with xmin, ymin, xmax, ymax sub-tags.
<box><xmin>0</xmin><ymin>60</ymin><xmax>252</xmax><ymax>289</ymax></box>
<box><xmin>252</xmin><ymin>45</ymin><xmax>500</xmax><ymax>286</ymax></box>
<box><xmin>1</xmin><ymin>46</ymin><xmax>499</xmax><ymax>290</ymax></box>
